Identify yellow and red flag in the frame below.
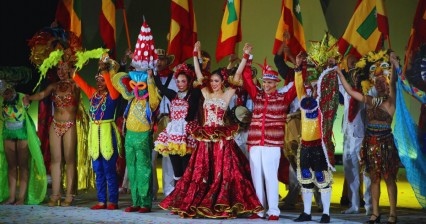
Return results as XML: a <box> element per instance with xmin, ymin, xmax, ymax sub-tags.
<box><xmin>99</xmin><ymin>0</ymin><xmax>122</xmax><ymax>59</ymax></box>
<box><xmin>55</xmin><ymin>0</ymin><xmax>82</xmax><ymax>37</ymax></box>
<box><xmin>216</xmin><ymin>0</ymin><xmax>242</xmax><ymax>62</ymax></box>
<box><xmin>167</xmin><ymin>0</ymin><xmax>197</xmax><ymax>69</ymax></box>
<box><xmin>272</xmin><ymin>0</ymin><xmax>306</xmax><ymax>58</ymax></box>
<box><xmin>337</xmin><ymin>0</ymin><xmax>389</xmax><ymax>58</ymax></box>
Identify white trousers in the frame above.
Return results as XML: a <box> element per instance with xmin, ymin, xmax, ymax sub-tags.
<box><xmin>152</xmin><ymin>150</ymin><xmax>175</xmax><ymax>197</ymax></box>
<box><xmin>249</xmin><ymin>146</ymin><xmax>281</xmax><ymax>216</ymax></box>
<box><xmin>343</xmin><ymin>133</ymin><xmax>371</xmax><ymax>210</ymax></box>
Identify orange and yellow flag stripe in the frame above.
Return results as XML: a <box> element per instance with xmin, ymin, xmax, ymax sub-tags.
<box><xmin>99</xmin><ymin>0</ymin><xmax>116</xmax><ymax>58</ymax></box>
<box><xmin>216</xmin><ymin>0</ymin><xmax>242</xmax><ymax>62</ymax></box>
<box><xmin>55</xmin><ymin>0</ymin><xmax>82</xmax><ymax>37</ymax></box>
<box><xmin>273</xmin><ymin>0</ymin><xmax>306</xmax><ymax>58</ymax></box>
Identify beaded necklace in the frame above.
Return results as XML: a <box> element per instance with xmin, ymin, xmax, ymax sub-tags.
<box><xmin>90</xmin><ymin>91</ymin><xmax>107</xmax><ymax>124</ymax></box>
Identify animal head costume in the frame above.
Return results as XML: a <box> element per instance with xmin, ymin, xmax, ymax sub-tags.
<box><xmin>354</xmin><ymin>49</ymin><xmax>391</xmax><ymax>95</ymax></box>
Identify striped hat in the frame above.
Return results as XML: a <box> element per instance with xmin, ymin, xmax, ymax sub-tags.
<box><xmin>258</xmin><ymin>58</ymin><xmax>280</xmax><ymax>82</ymax></box>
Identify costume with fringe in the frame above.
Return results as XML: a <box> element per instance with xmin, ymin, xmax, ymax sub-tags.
<box><xmin>159</xmin><ymin>98</ymin><xmax>263</xmax><ymax>218</ymax></box>
<box><xmin>0</xmin><ymin>93</ymin><xmax>47</xmax><ymax>204</ymax></box>
<box><xmin>360</xmin><ymin>105</ymin><xmax>400</xmax><ymax>182</ymax></box>
<box><xmin>74</xmin><ymin>72</ymin><xmax>122</xmax><ymax>204</ymax></box>
<box><xmin>295</xmin><ymin>68</ymin><xmax>337</xmax><ymax>189</ymax></box>
<box><xmin>28</xmin><ymin>26</ymin><xmax>93</xmax><ymax>190</ymax></box>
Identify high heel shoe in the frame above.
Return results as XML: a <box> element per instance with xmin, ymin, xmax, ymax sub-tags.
<box><xmin>366</xmin><ymin>214</ymin><xmax>381</xmax><ymax>224</ymax></box>
<box><xmin>48</xmin><ymin>195</ymin><xmax>61</xmax><ymax>207</ymax></box>
<box><xmin>387</xmin><ymin>215</ymin><xmax>397</xmax><ymax>224</ymax></box>
<box><xmin>61</xmin><ymin>194</ymin><xmax>74</xmax><ymax>207</ymax></box>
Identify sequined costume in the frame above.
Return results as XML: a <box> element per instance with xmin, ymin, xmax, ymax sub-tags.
<box><xmin>52</xmin><ymin>119</ymin><xmax>75</xmax><ymax>137</ymax></box>
<box><xmin>112</xmin><ymin>71</ymin><xmax>160</xmax><ymax>209</ymax></box>
<box><xmin>50</xmin><ymin>81</ymin><xmax>78</xmax><ymax>137</ymax></box>
<box><xmin>74</xmin><ymin>72</ymin><xmax>122</xmax><ymax>205</ymax></box>
<box><xmin>294</xmin><ymin>69</ymin><xmax>335</xmax><ymax>190</ymax></box>
<box><xmin>293</xmin><ymin>67</ymin><xmax>338</xmax><ymax>222</ymax></box>
<box><xmin>0</xmin><ymin>93</ymin><xmax>47</xmax><ymax>204</ymax></box>
<box><xmin>360</xmin><ymin>107</ymin><xmax>400</xmax><ymax>182</ymax></box>
<box><xmin>159</xmin><ymin>98</ymin><xmax>263</xmax><ymax>218</ymax></box>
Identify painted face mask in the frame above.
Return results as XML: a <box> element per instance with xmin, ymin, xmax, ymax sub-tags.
<box><xmin>128</xmin><ymin>70</ymin><xmax>149</xmax><ymax>100</ymax></box>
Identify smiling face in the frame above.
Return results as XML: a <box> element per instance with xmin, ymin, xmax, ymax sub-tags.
<box><xmin>209</xmin><ymin>73</ymin><xmax>224</xmax><ymax>93</ymax></box>
<box><xmin>176</xmin><ymin>74</ymin><xmax>189</xmax><ymax>92</ymax></box>
<box><xmin>96</xmin><ymin>76</ymin><xmax>107</xmax><ymax>92</ymax></box>
<box><xmin>262</xmin><ymin>79</ymin><xmax>278</xmax><ymax>94</ymax></box>
<box><xmin>57</xmin><ymin>62</ymin><xmax>71</xmax><ymax>80</ymax></box>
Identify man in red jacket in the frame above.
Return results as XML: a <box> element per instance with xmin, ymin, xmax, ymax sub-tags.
<box><xmin>242</xmin><ymin>44</ymin><xmax>297</xmax><ymax>221</ymax></box>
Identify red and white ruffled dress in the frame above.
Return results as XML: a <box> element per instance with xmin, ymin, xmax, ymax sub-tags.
<box><xmin>159</xmin><ymin>98</ymin><xmax>263</xmax><ymax>218</ymax></box>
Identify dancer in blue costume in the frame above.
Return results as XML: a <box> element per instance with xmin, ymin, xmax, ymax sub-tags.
<box><xmin>73</xmin><ymin>53</ymin><xmax>122</xmax><ymax>210</ymax></box>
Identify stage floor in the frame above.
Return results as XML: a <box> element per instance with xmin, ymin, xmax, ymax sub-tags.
<box><xmin>0</xmin><ymin>164</ymin><xmax>424</xmax><ymax>223</ymax></box>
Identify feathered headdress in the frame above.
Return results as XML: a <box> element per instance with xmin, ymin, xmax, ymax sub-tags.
<box><xmin>355</xmin><ymin>49</ymin><xmax>390</xmax><ymax>94</ymax></box>
<box><xmin>308</xmin><ymin>32</ymin><xmax>341</xmax><ymax>71</ymax></box>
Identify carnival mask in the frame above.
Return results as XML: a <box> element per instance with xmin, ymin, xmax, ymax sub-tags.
<box><xmin>369</xmin><ymin>60</ymin><xmax>391</xmax><ymax>85</ymax></box>
<box><xmin>129</xmin><ymin>70</ymin><xmax>148</xmax><ymax>99</ymax></box>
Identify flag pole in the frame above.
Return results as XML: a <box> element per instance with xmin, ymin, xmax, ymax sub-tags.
<box><xmin>387</xmin><ymin>34</ymin><xmax>392</xmax><ymax>49</ymax></box>
<box><xmin>122</xmin><ymin>8</ymin><xmax>131</xmax><ymax>50</ymax></box>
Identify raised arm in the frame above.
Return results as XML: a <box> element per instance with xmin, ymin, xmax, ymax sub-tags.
<box><xmin>294</xmin><ymin>52</ymin><xmax>307</xmax><ymax>100</ymax></box>
<box><xmin>73</xmin><ymin>73</ymin><xmax>96</xmax><ymax>98</ymax></box>
<box><xmin>223</xmin><ymin>44</ymin><xmax>251</xmax><ymax>103</ymax></box>
<box><xmin>335</xmin><ymin>68</ymin><xmax>364</xmax><ymax>102</ymax></box>
<box><xmin>226</xmin><ymin>54</ymin><xmax>240</xmax><ymax>70</ymax></box>
<box><xmin>239</xmin><ymin>44</ymin><xmax>257</xmax><ymax>99</ymax></box>
<box><xmin>276</xmin><ymin>31</ymin><xmax>296</xmax><ymax>65</ymax></box>
<box><xmin>147</xmin><ymin>69</ymin><xmax>160</xmax><ymax>111</ymax></box>
<box><xmin>193</xmin><ymin>41</ymin><xmax>204</xmax><ymax>81</ymax></box>
<box><xmin>388</xmin><ymin>51</ymin><xmax>399</xmax><ymax>105</ymax></box>
<box><xmin>233</xmin><ymin>43</ymin><xmax>251</xmax><ymax>83</ymax></box>
<box><xmin>103</xmin><ymin>72</ymin><xmax>120</xmax><ymax>100</ymax></box>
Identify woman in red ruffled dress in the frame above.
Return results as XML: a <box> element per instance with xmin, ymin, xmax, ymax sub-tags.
<box><xmin>159</xmin><ymin>42</ymin><xmax>263</xmax><ymax>218</ymax></box>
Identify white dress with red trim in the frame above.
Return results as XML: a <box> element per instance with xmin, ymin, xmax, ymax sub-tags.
<box><xmin>154</xmin><ymin>98</ymin><xmax>197</xmax><ymax>156</ymax></box>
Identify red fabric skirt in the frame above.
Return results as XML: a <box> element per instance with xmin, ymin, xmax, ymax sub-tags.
<box><xmin>159</xmin><ymin>125</ymin><xmax>263</xmax><ymax>218</ymax></box>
